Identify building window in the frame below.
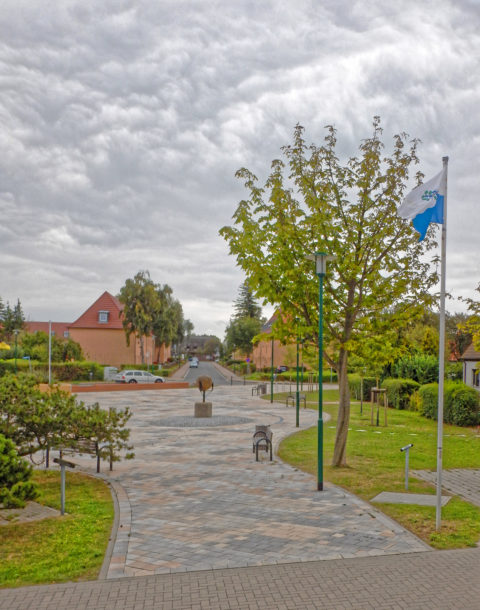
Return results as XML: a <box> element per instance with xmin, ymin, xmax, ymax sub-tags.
<box><xmin>63</xmin><ymin>330</ymin><xmax>69</xmax><ymax>338</ymax></box>
<box><xmin>98</xmin><ymin>310</ymin><xmax>109</xmax><ymax>324</ymax></box>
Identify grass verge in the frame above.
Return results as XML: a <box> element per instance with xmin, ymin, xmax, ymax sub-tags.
<box><xmin>275</xmin><ymin>391</ymin><xmax>480</xmax><ymax>549</ymax></box>
<box><xmin>0</xmin><ymin>470</ymin><xmax>114</xmax><ymax>588</ymax></box>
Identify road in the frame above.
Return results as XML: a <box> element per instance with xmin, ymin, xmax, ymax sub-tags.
<box><xmin>182</xmin><ymin>360</ymin><xmax>233</xmax><ymax>386</ymax></box>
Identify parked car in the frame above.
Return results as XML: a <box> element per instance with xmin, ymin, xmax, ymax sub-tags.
<box><xmin>114</xmin><ymin>370</ymin><xmax>165</xmax><ymax>384</ymax></box>
<box><xmin>189</xmin><ymin>357</ymin><xmax>199</xmax><ymax>368</ymax></box>
<box><xmin>276</xmin><ymin>365</ymin><xmax>289</xmax><ymax>373</ymax></box>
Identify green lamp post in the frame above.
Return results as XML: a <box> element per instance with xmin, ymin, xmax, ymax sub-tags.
<box><xmin>309</xmin><ymin>252</ymin><xmax>334</xmax><ymax>491</ymax></box>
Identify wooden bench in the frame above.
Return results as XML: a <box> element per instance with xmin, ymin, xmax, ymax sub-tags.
<box><xmin>286</xmin><ymin>394</ymin><xmax>306</xmax><ymax>408</ymax></box>
<box><xmin>252</xmin><ymin>425</ymin><xmax>273</xmax><ymax>461</ymax></box>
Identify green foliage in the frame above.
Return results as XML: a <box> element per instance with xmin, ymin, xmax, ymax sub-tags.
<box><xmin>348</xmin><ymin>374</ymin><xmax>377</xmax><ymax>401</ymax></box>
<box><xmin>20</xmin><ymin>331</ymin><xmax>84</xmax><ymax>362</ymax></box>
<box><xmin>220</xmin><ymin>118</ymin><xmax>438</xmax><ymax>466</ymax></box>
<box><xmin>118</xmin><ymin>271</ymin><xmax>185</xmax><ymax>364</ymax></box>
<box><xmin>0</xmin><ymin>433</ymin><xmax>39</xmax><ymax>508</ymax></box>
<box><xmin>419</xmin><ymin>381</ymin><xmax>480</xmax><ymax>426</ymax></box>
<box><xmin>461</xmin><ymin>283</ymin><xmax>480</xmax><ymax>352</ymax></box>
<box><xmin>446</xmin><ymin>361</ymin><xmax>463</xmax><ymax>381</ymax></box>
<box><xmin>225</xmin><ymin>316</ymin><xmax>262</xmax><ymax>357</ymax></box>
<box><xmin>0</xmin><ymin>298</ymin><xmax>25</xmax><ymax>342</ymax></box>
<box><xmin>234</xmin><ymin>281</ymin><xmax>262</xmax><ymax>320</ymax></box>
<box><xmin>0</xmin><ymin>374</ymin><xmax>134</xmax><ymax>468</ymax></box>
<box><xmin>393</xmin><ymin>354</ymin><xmax>438</xmax><ymax>384</ymax></box>
<box><xmin>382</xmin><ymin>378</ymin><xmax>420</xmax><ymax>410</ymax></box>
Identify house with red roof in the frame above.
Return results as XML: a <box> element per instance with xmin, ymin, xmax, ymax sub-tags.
<box><xmin>67</xmin><ymin>291</ymin><xmax>171</xmax><ymax>367</ymax></box>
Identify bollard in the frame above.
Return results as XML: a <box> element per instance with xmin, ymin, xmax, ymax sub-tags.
<box><xmin>400</xmin><ymin>444</ymin><xmax>414</xmax><ymax>490</ymax></box>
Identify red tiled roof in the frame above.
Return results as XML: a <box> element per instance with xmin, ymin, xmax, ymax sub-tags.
<box><xmin>69</xmin><ymin>291</ymin><xmax>124</xmax><ymax>330</ymax></box>
<box><xmin>25</xmin><ymin>321</ymin><xmax>70</xmax><ymax>337</ymax></box>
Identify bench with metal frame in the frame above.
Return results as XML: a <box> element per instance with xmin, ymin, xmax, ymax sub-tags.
<box><xmin>285</xmin><ymin>394</ymin><xmax>306</xmax><ymax>409</ymax></box>
<box><xmin>58</xmin><ymin>439</ymin><xmax>113</xmax><ymax>473</ymax></box>
<box><xmin>252</xmin><ymin>425</ymin><xmax>273</xmax><ymax>461</ymax></box>
<box><xmin>252</xmin><ymin>383</ymin><xmax>267</xmax><ymax>396</ymax></box>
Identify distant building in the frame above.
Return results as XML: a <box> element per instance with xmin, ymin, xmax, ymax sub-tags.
<box><xmin>26</xmin><ymin>291</ymin><xmax>171</xmax><ymax>367</ymax></box>
<box><xmin>460</xmin><ymin>343</ymin><xmax>480</xmax><ymax>391</ymax></box>
<box><xmin>251</xmin><ymin>312</ymin><xmax>290</xmax><ymax>370</ymax></box>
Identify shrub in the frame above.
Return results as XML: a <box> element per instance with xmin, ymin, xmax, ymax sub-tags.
<box><xmin>393</xmin><ymin>354</ymin><xmax>438</xmax><ymax>384</ymax></box>
<box><xmin>383</xmin><ymin>378</ymin><xmax>420</xmax><ymax>410</ymax></box>
<box><xmin>0</xmin><ymin>433</ymin><xmax>39</xmax><ymax>508</ymax></box>
<box><xmin>446</xmin><ymin>362</ymin><xmax>463</xmax><ymax>381</ymax></box>
<box><xmin>348</xmin><ymin>374</ymin><xmax>376</xmax><ymax>401</ymax></box>
<box><xmin>419</xmin><ymin>381</ymin><xmax>480</xmax><ymax>426</ymax></box>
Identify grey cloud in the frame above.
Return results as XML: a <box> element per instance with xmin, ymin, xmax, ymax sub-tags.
<box><xmin>1</xmin><ymin>0</ymin><xmax>479</xmax><ymax>336</ymax></box>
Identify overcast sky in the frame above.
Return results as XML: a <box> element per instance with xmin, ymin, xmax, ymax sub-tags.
<box><xmin>1</xmin><ymin>0</ymin><xmax>479</xmax><ymax>337</ymax></box>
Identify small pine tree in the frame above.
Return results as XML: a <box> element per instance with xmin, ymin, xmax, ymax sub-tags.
<box><xmin>0</xmin><ymin>434</ymin><xmax>39</xmax><ymax>508</ymax></box>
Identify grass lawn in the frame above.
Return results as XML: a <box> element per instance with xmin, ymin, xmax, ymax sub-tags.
<box><xmin>274</xmin><ymin>390</ymin><xmax>480</xmax><ymax>549</ymax></box>
<box><xmin>0</xmin><ymin>470</ymin><xmax>114</xmax><ymax>588</ymax></box>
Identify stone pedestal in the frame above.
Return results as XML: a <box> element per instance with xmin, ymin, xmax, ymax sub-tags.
<box><xmin>194</xmin><ymin>402</ymin><xmax>212</xmax><ymax>418</ymax></box>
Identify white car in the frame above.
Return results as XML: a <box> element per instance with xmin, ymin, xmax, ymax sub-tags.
<box><xmin>114</xmin><ymin>370</ymin><xmax>165</xmax><ymax>384</ymax></box>
<box><xmin>189</xmin><ymin>358</ymin><xmax>199</xmax><ymax>368</ymax></box>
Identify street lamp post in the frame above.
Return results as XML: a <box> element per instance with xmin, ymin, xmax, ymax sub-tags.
<box><xmin>295</xmin><ymin>319</ymin><xmax>300</xmax><ymax>428</ymax></box>
<box><xmin>309</xmin><ymin>252</ymin><xmax>335</xmax><ymax>492</ymax></box>
<box><xmin>270</xmin><ymin>336</ymin><xmax>274</xmax><ymax>403</ymax></box>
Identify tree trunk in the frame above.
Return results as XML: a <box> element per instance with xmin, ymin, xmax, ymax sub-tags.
<box><xmin>332</xmin><ymin>348</ymin><xmax>350</xmax><ymax>466</ymax></box>
<box><xmin>139</xmin><ymin>336</ymin><xmax>145</xmax><ymax>364</ymax></box>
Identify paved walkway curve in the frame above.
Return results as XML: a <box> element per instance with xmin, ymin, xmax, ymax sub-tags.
<box><xmin>53</xmin><ymin>386</ymin><xmax>427</xmax><ymax>580</ymax></box>
<box><xmin>3</xmin><ymin>386</ymin><xmax>480</xmax><ymax>609</ymax></box>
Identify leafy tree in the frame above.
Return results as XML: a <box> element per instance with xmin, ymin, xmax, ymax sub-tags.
<box><xmin>0</xmin><ymin>433</ymin><xmax>39</xmax><ymax>508</ymax></box>
<box><xmin>461</xmin><ymin>284</ymin><xmax>480</xmax><ymax>351</ymax></box>
<box><xmin>234</xmin><ymin>282</ymin><xmax>262</xmax><ymax>320</ymax></box>
<box><xmin>118</xmin><ymin>271</ymin><xmax>161</xmax><ymax>364</ymax></box>
<box><xmin>225</xmin><ymin>316</ymin><xmax>262</xmax><ymax>358</ymax></box>
<box><xmin>202</xmin><ymin>336</ymin><xmax>222</xmax><ymax>357</ymax></box>
<box><xmin>20</xmin><ymin>331</ymin><xmax>83</xmax><ymax>362</ymax></box>
<box><xmin>0</xmin><ymin>299</ymin><xmax>25</xmax><ymax>342</ymax></box>
<box><xmin>152</xmin><ymin>285</ymin><xmax>185</xmax><ymax>358</ymax></box>
<box><xmin>220</xmin><ymin>119</ymin><xmax>437</xmax><ymax>466</ymax></box>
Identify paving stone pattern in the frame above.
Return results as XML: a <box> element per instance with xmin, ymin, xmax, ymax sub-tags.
<box><xmin>54</xmin><ymin>386</ymin><xmax>428</xmax><ymax>579</ymax></box>
<box><xmin>2</xmin><ymin>547</ymin><xmax>480</xmax><ymax>610</ymax></box>
<box><xmin>412</xmin><ymin>468</ymin><xmax>480</xmax><ymax>506</ymax></box>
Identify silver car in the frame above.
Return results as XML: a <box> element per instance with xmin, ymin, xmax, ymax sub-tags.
<box><xmin>114</xmin><ymin>370</ymin><xmax>165</xmax><ymax>384</ymax></box>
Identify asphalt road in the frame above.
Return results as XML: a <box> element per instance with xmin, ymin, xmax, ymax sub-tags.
<box><xmin>182</xmin><ymin>360</ymin><xmax>231</xmax><ymax>386</ymax></box>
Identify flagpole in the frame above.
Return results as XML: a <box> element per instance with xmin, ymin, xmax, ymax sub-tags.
<box><xmin>436</xmin><ymin>156</ymin><xmax>448</xmax><ymax>531</ymax></box>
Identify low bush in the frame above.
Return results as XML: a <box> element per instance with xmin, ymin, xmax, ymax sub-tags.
<box><xmin>0</xmin><ymin>433</ymin><xmax>39</xmax><ymax>508</ymax></box>
<box><xmin>419</xmin><ymin>381</ymin><xmax>480</xmax><ymax>426</ymax></box>
<box><xmin>393</xmin><ymin>354</ymin><xmax>438</xmax><ymax>384</ymax></box>
<box><xmin>348</xmin><ymin>374</ymin><xmax>376</xmax><ymax>401</ymax></box>
<box><xmin>383</xmin><ymin>378</ymin><xmax>420</xmax><ymax>410</ymax></box>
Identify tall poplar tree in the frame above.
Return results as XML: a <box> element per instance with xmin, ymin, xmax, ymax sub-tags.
<box><xmin>220</xmin><ymin>118</ymin><xmax>438</xmax><ymax>466</ymax></box>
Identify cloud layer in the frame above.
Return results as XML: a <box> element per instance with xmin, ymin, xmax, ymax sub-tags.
<box><xmin>1</xmin><ymin>0</ymin><xmax>479</xmax><ymax>336</ymax></box>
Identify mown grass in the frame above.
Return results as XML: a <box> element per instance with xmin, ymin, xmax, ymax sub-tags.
<box><xmin>0</xmin><ymin>470</ymin><xmax>114</xmax><ymax>587</ymax></box>
<box><xmin>275</xmin><ymin>390</ymin><xmax>480</xmax><ymax>549</ymax></box>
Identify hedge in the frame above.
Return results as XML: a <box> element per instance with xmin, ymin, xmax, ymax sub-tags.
<box><xmin>0</xmin><ymin>360</ymin><xmax>103</xmax><ymax>382</ymax></box>
<box><xmin>419</xmin><ymin>381</ymin><xmax>480</xmax><ymax>427</ymax></box>
<box><xmin>382</xmin><ymin>378</ymin><xmax>420</xmax><ymax>410</ymax></box>
<box><xmin>392</xmin><ymin>354</ymin><xmax>438</xmax><ymax>384</ymax></box>
<box><xmin>348</xmin><ymin>374</ymin><xmax>377</xmax><ymax>401</ymax></box>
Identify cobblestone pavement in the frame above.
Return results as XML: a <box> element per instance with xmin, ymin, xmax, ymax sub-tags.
<box><xmin>2</xmin><ymin>547</ymin><xmax>480</xmax><ymax>609</ymax></box>
<box><xmin>55</xmin><ymin>386</ymin><xmax>427</xmax><ymax>579</ymax></box>
<box><xmin>412</xmin><ymin>468</ymin><xmax>480</xmax><ymax>506</ymax></box>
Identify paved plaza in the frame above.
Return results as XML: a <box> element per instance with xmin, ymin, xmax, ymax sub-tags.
<box><xmin>65</xmin><ymin>385</ymin><xmax>429</xmax><ymax>578</ymax></box>
<box><xmin>2</xmin><ymin>383</ymin><xmax>480</xmax><ymax>609</ymax></box>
